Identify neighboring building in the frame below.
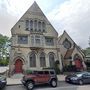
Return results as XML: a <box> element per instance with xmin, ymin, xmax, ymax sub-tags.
<box><xmin>9</xmin><ymin>2</ymin><xmax>86</xmax><ymax>75</ymax></box>
<box><xmin>58</xmin><ymin>31</ymin><xmax>86</xmax><ymax>70</ymax></box>
<box><xmin>84</xmin><ymin>48</ymin><xmax>90</xmax><ymax>66</ymax></box>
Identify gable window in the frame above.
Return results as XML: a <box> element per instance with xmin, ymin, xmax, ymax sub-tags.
<box><xmin>63</xmin><ymin>39</ymin><xmax>71</xmax><ymax>49</ymax></box>
<box><xmin>34</xmin><ymin>20</ymin><xmax>37</xmax><ymax>31</ymax></box>
<box><xmin>25</xmin><ymin>19</ymin><xmax>46</xmax><ymax>33</ymax></box>
<box><xmin>26</xmin><ymin>20</ymin><xmax>29</xmax><ymax>30</ymax></box>
<box><xmin>30</xmin><ymin>51</ymin><xmax>36</xmax><ymax>67</ymax></box>
<box><xmin>42</xmin><ymin>22</ymin><xmax>46</xmax><ymax>32</ymax></box>
<box><xmin>38</xmin><ymin>21</ymin><xmax>41</xmax><ymax>32</ymax></box>
<box><xmin>18</xmin><ymin>36</ymin><xmax>28</xmax><ymax>44</ymax></box>
<box><xmin>30</xmin><ymin>20</ymin><xmax>33</xmax><ymax>31</ymax></box>
<box><xmin>40</xmin><ymin>52</ymin><xmax>46</xmax><ymax>67</ymax></box>
<box><xmin>45</xmin><ymin>37</ymin><xmax>54</xmax><ymax>46</ymax></box>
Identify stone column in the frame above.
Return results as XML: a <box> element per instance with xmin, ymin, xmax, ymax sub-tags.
<box><xmin>36</xmin><ymin>53</ymin><xmax>40</xmax><ymax>69</ymax></box>
<box><xmin>58</xmin><ymin>51</ymin><xmax>63</xmax><ymax>71</ymax></box>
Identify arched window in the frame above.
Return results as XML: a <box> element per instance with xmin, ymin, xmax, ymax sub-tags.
<box><xmin>34</xmin><ymin>20</ymin><xmax>37</xmax><ymax>31</ymax></box>
<box><xmin>30</xmin><ymin>20</ymin><xmax>33</xmax><ymax>31</ymax></box>
<box><xmin>30</xmin><ymin>51</ymin><xmax>36</xmax><ymax>67</ymax></box>
<box><xmin>40</xmin><ymin>52</ymin><xmax>46</xmax><ymax>67</ymax></box>
<box><xmin>49</xmin><ymin>52</ymin><xmax>55</xmax><ymax>68</ymax></box>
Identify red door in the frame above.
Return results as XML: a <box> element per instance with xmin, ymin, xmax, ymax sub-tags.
<box><xmin>75</xmin><ymin>59</ymin><xmax>82</xmax><ymax>70</ymax></box>
<box><xmin>15</xmin><ymin>59</ymin><xmax>23</xmax><ymax>73</ymax></box>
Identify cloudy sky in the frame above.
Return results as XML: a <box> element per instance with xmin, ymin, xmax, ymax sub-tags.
<box><xmin>0</xmin><ymin>0</ymin><xmax>90</xmax><ymax>49</ymax></box>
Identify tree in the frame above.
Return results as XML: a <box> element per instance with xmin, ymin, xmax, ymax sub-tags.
<box><xmin>0</xmin><ymin>34</ymin><xmax>10</xmax><ymax>66</ymax></box>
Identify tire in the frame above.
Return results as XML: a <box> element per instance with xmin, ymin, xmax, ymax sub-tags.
<box><xmin>50</xmin><ymin>79</ymin><xmax>57</xmax><ymax>87</ymax></box>
<box><xmin>79</xmin><ymin>80</ymin><xmax>83</xmax><ymax>85</ymax></box>
<box><xmin>26</xmin><ymin>81</ymin><xmax>34</xmax><ymax>90</ymax></box>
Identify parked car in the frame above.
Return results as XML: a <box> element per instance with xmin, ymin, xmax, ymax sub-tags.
<box><xmin>65</xmin><ymin>71</ymin><xmax>90</xmax><ymax>85</ymax></box>
<box><xmin>21</xmin><ymin>69</ymin><xmax>58</xmax><ymax>90</ymax></box>
<box><xmin>0</xmin><ymin>75</ymin><xmax>7</xmax><ymax>89</ymax></box>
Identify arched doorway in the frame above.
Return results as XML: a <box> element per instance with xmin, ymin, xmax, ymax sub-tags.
<box><xmin>74</xmin><ymin>54</ymin><xmax>83</xmax><ymax>71</ymax></box>
<box><xmin>15</xmin><ymin>59</ymin><xmax>23</xmax><ymax>73</ymax></box>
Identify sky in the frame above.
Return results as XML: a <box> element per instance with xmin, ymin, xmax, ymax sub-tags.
<box><xmin>0</xmin><ymin>0</ymin><xmax>90</xmax><ymax>49</ymax></box>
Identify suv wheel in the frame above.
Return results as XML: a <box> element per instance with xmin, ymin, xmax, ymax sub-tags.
<box><xmin>50</xmin><ymin>79</ymin><xmax>57</xmax><ymax>87</ymax></box>
<box><xmin>26</xmin><ymin>81</ymin><xmax>34</xmax><ymax>90</ymax></box>
<box><xmin>79</xmin><ymin>80</ymin><xmax>83</xmax><ymax>85</ymax></box>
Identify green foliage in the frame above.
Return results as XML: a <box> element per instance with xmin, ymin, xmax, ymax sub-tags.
<box><xmin>25</xmin><ymin>70</ymin><xmax>33</xmax><ymax>74</ymax></box>
<box><xmin>43</xmin><ymin>61</ymin><xmax>61</xmax><ymax>74</ymax></box>
<box><xmin>85</xmin><ymin>62</ymin><xmax>90</xmax><ymax>72</ymax></box>
<box><xmin>83</xmin><ymin>47</ymin><xmax>90</xmax><ymax>56</ymax></box>
<box><xmin>85</xmin><ymin>62</ymin><xmax>90</xmax><ymax>67</ymax></box>
<box><xmin>0</xmin><ymin>34</ymin><xmax>10</xmax><ymax>60</ymax></box>
<box><xmin>54</xmin><ymin>61</ymin><xmax>61</xmax><ymax>74</ymax></box>
<box><xmin>0</xmin><ymin>34</ymin><xmax>9</xmax><ymax>47</ymax></box>
<box><xmin>0</xmin><ymin>59</ymin><xmax>9</xmax><ymax>66</ymax></box>
<box><xmin>63</xmin><ymin>65</ymin><xmax>77</xmax><ymax>72</ymax></box>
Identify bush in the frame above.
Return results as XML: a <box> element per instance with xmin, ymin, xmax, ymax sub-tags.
<box><xmin>43</xmin><ymin>66</ymin><xmax>61</xmax><ymax>75</ymax></box>
<box><xmin>25</xmin><ymin>70</ymin><xmax>33</xmax><ymax>74</ymax></box>
<box><xmin>85</xmin><ymin>62</ymin><xmax>90</xmax><ymax>67</ymax></box>
<box><xmin>63</xmin><ymin>65</ymin><xmax>77</xmax><ymax>72</ymax></box>
<box><xmin>0</xmin><ymin>59</ymin><xmax>9</xmax><ymax>66</ymax></box>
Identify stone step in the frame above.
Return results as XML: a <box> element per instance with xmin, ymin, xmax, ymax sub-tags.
<box><xmin>11</xmin><ymin>73</ymin><xmax>24</xmax><ymax>79</ymax></box>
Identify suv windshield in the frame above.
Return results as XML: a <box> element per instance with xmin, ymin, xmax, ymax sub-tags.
<box><xmin>50</xmin><ymin>71</ymin><xmax>55</xmax><ymax>75</ymax></box>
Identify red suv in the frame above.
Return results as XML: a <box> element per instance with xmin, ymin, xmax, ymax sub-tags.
<box><xmin>21</xmin><ymin>70</ymin><xmax>58</xmax><ymax>90</ymax></box>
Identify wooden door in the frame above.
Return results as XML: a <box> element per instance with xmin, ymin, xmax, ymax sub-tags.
<box><xmin>75</xmin><ymin>59</ymin><xmax>82</xmax><ymax>69</ymax></box>
<box><xmin>15</xmin><ymin>59</ymin><xmax>23</xmax><ymax>73</ymax></box>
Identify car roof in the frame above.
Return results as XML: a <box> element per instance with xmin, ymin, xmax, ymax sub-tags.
<box><xmin>30</xmin><ymin>69</ymin><xmax>55</xmax><ymax>72</ymax></box>
<box><xmin>75</xmin><ymin>71</ymin><xmax>90</xmax><ymax>75</ymax></box>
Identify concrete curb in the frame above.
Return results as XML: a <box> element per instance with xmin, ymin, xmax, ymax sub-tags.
<box><xmin>7</xmin><ymin>83</ymin><xmax>22</xmax><ymax>86</ymax></box>
<box><xmin>6</xmin><ymin>80</ymin><xmax>65</xmax><ymax>86</ymax></box>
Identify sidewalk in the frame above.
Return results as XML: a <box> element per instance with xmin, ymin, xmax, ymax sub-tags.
<box><xmin>7</xmin><ymin>78</ymin><xmax>22</xmax><ymax>85</ymax></box>
<box><xmin>57</xmin><ymin>75</ymin><xmax>66</xmax><ymax>81</ymax></box>
<box><xmin>7</xmin><ymin>75</ymin><xmax>66</xmax><ymax>85</ymax></box>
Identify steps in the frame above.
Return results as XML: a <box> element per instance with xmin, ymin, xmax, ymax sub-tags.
<box><xmin>11</xmin><ymin>73</ymin><xmax>24</xmax><ymax>79</ymax></box>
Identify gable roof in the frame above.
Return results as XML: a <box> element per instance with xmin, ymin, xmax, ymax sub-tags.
<box><xmin>24</xmin><ymin>1</ymin><xmax>45</xmax><ymax>16</ymax></box>
<box><xmin>59</xmin><ymin>30</ymin><xmax>85</xmax><ymax>57</ymax></box>
<box><xmin>11</xmin><ymin>1</ymin><xmax>58</xmax><ymax>35</ymax></box>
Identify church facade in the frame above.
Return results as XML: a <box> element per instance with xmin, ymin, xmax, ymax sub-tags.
<box><xmin>9</xmin><ymin>2</ymin><xmax>86</xmax><ymax>75</ymax></box>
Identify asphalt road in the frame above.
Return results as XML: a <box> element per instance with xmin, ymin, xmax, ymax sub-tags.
<box><xmin>3</xmin><ymin>81</ymin><xmax>90</xmax><ymax>90</ymax></box>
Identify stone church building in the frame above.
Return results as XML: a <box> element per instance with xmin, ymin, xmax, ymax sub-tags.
<box><xmin>9</xmin><ymin>2</ymin><xmax>86</xmax><ymax>75</ymax></box>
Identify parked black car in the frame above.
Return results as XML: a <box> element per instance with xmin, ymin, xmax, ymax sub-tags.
<box><xmin>0</xmin><ymin>76</ymin><xmax>7</xmax><ymax>89</ymax></box>
<box><xmin>65</xmin><ymin>71</ymin><xmax>90</xmax><ymax>85</ymax></box>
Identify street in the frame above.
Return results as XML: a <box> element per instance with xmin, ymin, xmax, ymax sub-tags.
<box><xmin>3</xmin><ymin>81</ymin><xmax>90</xmax><ymax>90</ymax></box>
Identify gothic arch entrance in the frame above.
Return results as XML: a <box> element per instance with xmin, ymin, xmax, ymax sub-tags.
<box><xmin>74</xmin><ymin>54</ymin><xmax>83</xmax><ymax>71</ymax></box>
<box><xmin>15</xmin><ymin>59</ymin><xmax>23</xmax><ymax>73</ymax></box>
